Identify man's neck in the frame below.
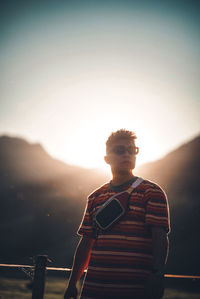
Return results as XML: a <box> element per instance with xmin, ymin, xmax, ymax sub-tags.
<box><xmin>111</xmin><ymin>172</ymin><xmax>134</xmax><ymax>186</ymax></box>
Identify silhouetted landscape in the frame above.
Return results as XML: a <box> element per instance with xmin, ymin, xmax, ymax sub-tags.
<box><xmin>0</xmin><ymin>134</ymin><xmax>200</xmax><ymax>281</ymax></box>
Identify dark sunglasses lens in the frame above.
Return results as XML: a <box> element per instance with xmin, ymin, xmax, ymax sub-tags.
<box><xmin>112</xmin><ymin>145</ymin><xmax>138</xmax><ymax>155</ymax></box>
<box><xmin>114</xmin><ymin>146</ymin><xmax>126</xmax><ymax>155</ymax></box>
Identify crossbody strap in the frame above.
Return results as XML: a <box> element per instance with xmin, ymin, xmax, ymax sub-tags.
<box><xmin>112</xmin><ymin>177</ymin><xmax>144</xmax><ymax>210</ymax></box>
<box><xmin>93</xmin><ymin>177</ymin><xmax>144</xmax><ymax>236</ymax></box>
<box><xmin>126</xmin><ymin>177</ymin><xmax>144</xmax><ymax>194</ymax></box>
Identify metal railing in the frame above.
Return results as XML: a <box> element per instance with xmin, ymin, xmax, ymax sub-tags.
<box><xmin>1</xmin><ymin>256</ymin><xmax>200</xmax><ymax>299</ymax></box>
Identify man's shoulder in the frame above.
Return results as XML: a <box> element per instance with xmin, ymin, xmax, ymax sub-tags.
<box><xmin>140</xmin><ymin>178</ymin><xmax>166</xmax><ymax>194</ymax></box>
<box><xmin>88</xmin><ymin>182</ymin><xmax>110</xmax><ymax>199</ymax></box>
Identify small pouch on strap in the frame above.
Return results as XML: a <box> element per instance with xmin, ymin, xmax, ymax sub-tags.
<box><xmin>94</xmin><ymin>177</ymin><xmax>143</xmax><ymax>230</ymax></box>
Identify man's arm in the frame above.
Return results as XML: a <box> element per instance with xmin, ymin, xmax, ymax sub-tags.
<box><xmin>151</xmin><ymin>226</ymin><xmax>169</xmax><ymax>271</ymax></box>
<box><xmin>144</xmin><ymin>227</ymin><xmax>169</xmax><ymax>299</ymax></box>
<box><xmin>64</xmin><ymin>236</ymin><xmax>95</xmax><ymax>299</ymax></box>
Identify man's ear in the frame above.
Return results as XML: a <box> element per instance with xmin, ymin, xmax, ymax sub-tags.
<box><xmin>104</xmin><ymin>155</ymin><xmax>110</xmax><ymax>165</ymax></box>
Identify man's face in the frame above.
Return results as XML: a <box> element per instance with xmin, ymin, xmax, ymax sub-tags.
<box><xmin>104</xmin><ymin>138</ymin><xmax>139</xmax><ymax>173</ymax></box>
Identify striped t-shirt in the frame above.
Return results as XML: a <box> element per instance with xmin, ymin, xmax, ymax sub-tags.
<box><xmin>78</xmin><ymin>177</ymin><xmax>170</xmax><ymax>299</ymax></box>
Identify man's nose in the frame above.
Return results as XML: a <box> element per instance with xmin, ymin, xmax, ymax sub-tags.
<box><xmin>123</xmin><ymin>150</ymin><xmax>131</xmax><ymax>156</ymax></box>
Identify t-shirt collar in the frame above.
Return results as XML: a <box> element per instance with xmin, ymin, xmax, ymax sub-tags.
<box><xmin>109</xmin><ymin>176</ymin><xmax>138</xmax><ymax>192</ymax></box>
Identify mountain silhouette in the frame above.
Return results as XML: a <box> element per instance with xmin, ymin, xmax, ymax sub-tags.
<box><xmin>0</xmin><ymin>135</ymin><xmax>109</xmax><ymax>266</ymax></box>
<box><xmin>0</xmin><ymin>135</ymin><xmax>110</xmax><ymax>200</ymax></box>
<box><xmin>135</xmin><ymin>135</ymin><xmax>200</xmax><ymax>198</ymax></box>
<box><xmin>0</xmin><ymin>134</ymin><xmax>199</xmax><ymax>275</ymax></box>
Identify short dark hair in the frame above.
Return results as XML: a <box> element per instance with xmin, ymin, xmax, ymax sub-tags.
<box><xmin>106</xmin><ymin>129</ymin><xmax>137</xmax><ymax>152</ymax></box>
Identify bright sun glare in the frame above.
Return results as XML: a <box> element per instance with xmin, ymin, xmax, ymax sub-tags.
<box><xmin>49</xmin><ymin>78</ymin><xmax>165</xmax><ymax>170</ymax></box>
<box><xmin>42</xmin><ymin>77</ymin><xmax>167</xmax><ymax>170</ymax></box>
<box><xmin>57</xmin><ymin>122</ymin><xmax>163</xmax><ymax>170</ymax></box>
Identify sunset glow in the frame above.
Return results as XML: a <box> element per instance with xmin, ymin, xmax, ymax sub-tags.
<box><xmin>0</xmin><ymin>1</ymin><xmax>199</xmax><ymax>170</ymax></box>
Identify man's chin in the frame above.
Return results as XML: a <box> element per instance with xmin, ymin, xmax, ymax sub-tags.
<box><xmin>116</xmin><ymin>166</ymin><xmax>135</xmax><ymax>174</ymax></box>
<box><xmin>120</xmin><ymin>162</ymin><xmax>135</xmax><ymax>170</ymax></box>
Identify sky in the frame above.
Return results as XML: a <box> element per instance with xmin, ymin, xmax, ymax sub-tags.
<box><xmin>0</xmin><ymin>0</ymin><xmax>200</xmax><ymax>170</ymax></box>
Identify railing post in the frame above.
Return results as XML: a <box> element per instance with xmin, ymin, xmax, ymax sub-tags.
<box><xmin>32</xmin><ymin>255</ymin><xmax>48</xmax><ymax>299</ymax></box>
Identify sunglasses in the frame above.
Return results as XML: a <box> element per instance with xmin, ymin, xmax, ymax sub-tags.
<box><xmin>109</xmin><ymin>145</ymin><xmax>139</xmax><ymax>155</ymax></box>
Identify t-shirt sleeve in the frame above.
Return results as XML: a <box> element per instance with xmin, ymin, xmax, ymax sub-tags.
<box><xmin>77</xmin><ymin>195</ymin><xmax>96</xmax><ymax>239</ymax></box>
<box><xmin>145</xmin><ymin>183</ymin><xmax>170</xmax><ymax>233</ymax></box>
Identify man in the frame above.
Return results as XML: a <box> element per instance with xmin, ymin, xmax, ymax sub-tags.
<box><xmin>64</xmin><ymin>129</ymin><xmax>170</xmax><ymax>299</ymax></box>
